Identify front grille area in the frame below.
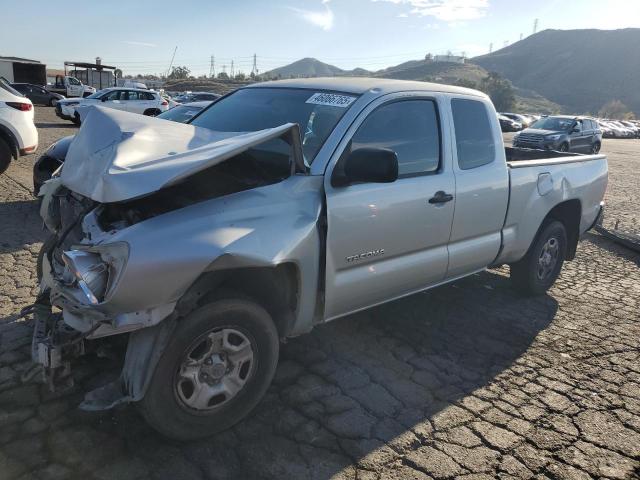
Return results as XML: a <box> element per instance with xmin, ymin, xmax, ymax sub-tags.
<box><xmin>517</xmin><ymin>133</ymin><xmax>544</xmax><ymax>144</ymax></box>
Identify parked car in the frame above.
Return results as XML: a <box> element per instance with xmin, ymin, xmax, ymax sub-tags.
<box><xmin>501</xmin><ymin>112</ymin><xmax>532</xmax><ymax>128</ymax></box>
<box><xmin>597</xmin><ymin>120</ymin><xmax>616</xmax><ymax>138</ymax></box>
<box><xmin>32</xmin><ymin>101</ymin><xmax>213</xmax><ymax>195</ymax></box>
<box><xmin>56</xmin><ymin>87</ymin><xmax>169</xmax><ymax>125</ymax></box>
<box><xmin>618</xmin><ymin>120</ymin><xmax>640</xmax><ymax>138</ymax></box>
<box><xmin>34</xmin><ymin>78</ymin><xmax>607</xmax><ymax>440</ymax></box>
<box><xmin>498</xmin><ymin>114</ymin><xmax>522</xmax><ymax>132</ymax></box>
<box><xmin>513</xmin><ymin>116</ymin><xmax>602</xmax><ymax>153</ymax></box>
<box><xmin>11</xmin><ymin>83</ymin><xmax>65</xmax><ymax>106</ymax></box>
<box><xmin>0</xmin><ymin>77</ymin><xmax>38</xmax><ymax>174</ymax></box>
<box><xmin>174</xmin><ymin>92</ymin><xmax>221</xmax><ymax>103</ymax></box>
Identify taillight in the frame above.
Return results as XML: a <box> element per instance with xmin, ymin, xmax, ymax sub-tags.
<box><xmin>6</xmin><ymin>102</ymin><xmax>32</xmax><ymax>112</ymax></box>
<box><xmin>161</xmin><ymin>100</ymin><xmax>168</xmax><ymax>106</ymax></box>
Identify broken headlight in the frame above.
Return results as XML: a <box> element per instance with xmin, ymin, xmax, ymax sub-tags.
<box><xmin>61</xmin><ymin>243</ymin><xmax>129</xmax><ymax>305</ymax></box>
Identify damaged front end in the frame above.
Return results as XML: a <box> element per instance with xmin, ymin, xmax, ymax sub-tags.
<box><xmin>30</xmin><ymin>107</ymin><xmax>319</xmax><ymax>410</ymax></box>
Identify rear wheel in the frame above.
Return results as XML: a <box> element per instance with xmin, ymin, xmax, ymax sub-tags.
<box><xmin>590</xmin><ymin>142</ymin><xmax>601</xmax><ymax>154</ymax></box>
<box><xmin>49</xmin><ymin>97</ymin><xmax>58</xmax><ymax>107</ymax></box>
<box><xmin>510</xmin><ymin>220</ymin><xmax>567</xmax><ymax>296</ymax></box>
<box><xmin>0</xmin><ymin>138</ymin><xmax>12</xmax><ymax>175</ymax></box>
<box><xmin>139</xmin><ymin>297</ymin><xmax>280</xmax><ymax>440</ymax></box>
<box><xmin>558</xmin><ymin>142</ymin><xmax>569</xmax><ymax>152</ymax></box>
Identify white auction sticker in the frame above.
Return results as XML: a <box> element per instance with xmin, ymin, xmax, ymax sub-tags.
<box><xmin>306</xmin><ymin>92</ymin><xmax>356</xmax><ymax>108</ymax></box>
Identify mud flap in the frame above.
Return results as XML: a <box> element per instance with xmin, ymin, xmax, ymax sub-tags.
<box><xmin>79</xmin><ymin>315</ymin><xmax>178</xmax><ymax>410</ymax></box>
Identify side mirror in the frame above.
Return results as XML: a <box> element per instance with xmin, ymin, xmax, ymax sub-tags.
<box><xmin>332</xmin><ymin>147</ymin><xmax>398</xmax><ymax>187</ymax></box>
<box><xmin>571</xmin><ymin>125</ymin><xmax>580</xmax><ymax>133</ymax></box>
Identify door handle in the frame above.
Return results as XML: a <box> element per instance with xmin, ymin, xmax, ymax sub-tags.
<box><xmin>428</xmin><ymin>191</ymin><xmax>454</xmax><ymax>204</ymax></box>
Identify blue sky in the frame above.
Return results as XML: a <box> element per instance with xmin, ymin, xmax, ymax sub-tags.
<box><xmin>3</xmin><ymin>0</ymin><xmax>640</xmax><ymax>76</ymax></box>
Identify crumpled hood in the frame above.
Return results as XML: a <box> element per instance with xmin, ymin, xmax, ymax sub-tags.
<box><xmin>60</xmin><ymin>106</ymin><xmax>302</xmax><ymax>203</ymax></box>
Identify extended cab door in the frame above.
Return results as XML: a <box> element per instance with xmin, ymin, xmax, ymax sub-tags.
<box><xmin>323</xmin><ymin>95</ymin><xmax>455</xmax><ymax>320</ymax></box>
<box><xmin>445</xmin><ymin>97</ymin><xmax>509</xmax><ymax>278</ymax></box>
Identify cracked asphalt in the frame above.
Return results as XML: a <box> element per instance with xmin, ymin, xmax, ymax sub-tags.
<box><xmin>1</xmin><ymin>108</ymin><xmax>639</xmax><ymax>480</ymax></box>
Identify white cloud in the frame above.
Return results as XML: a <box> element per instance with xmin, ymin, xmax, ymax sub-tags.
<box><xmin>373</xmin><ymin>0</ymin><xmax>489</xmax><ymax>22</ymax></box>
<box><xmin>122</xmin><ymin>40</ymin><xmax>157</xmax><ymax>47</ymax></box>
<box><xmin>289</xmin><ymin>2</ymin><xmax>334</xmax><ymax>31</ymax></box>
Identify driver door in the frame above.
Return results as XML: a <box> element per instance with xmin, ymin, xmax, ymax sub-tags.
<box><xmin>323</xmin><ymin>95</ymin><xmax>455</xmax><ymax>321</ymax></box>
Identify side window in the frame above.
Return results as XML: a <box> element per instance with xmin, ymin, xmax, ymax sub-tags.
<box><xmin>103</xmin><ymin>90</ymin><xmax>121</xmax><ymax>101</ymax></box>
<box><xmin>68</xmin><ymin>77</ymin><xmax>81</xmax><ymax>86</ymax></box>
<box><xmin>126</xmin><ymin>91</ymin><xmax>140</xmax><ymax>100</ymax></box>
<box><xmin>351</xmin><ymin>100</ymin><xmax>441</xmax><ymax>176</ymax></box>
<box><xmin>144</xmin><ymin>92</ymin><xmax>156</xmax><ymax>100</ymax></box>
<box><xmin>451</xmin><ymin>98</ymin><xmax>496</xmax><ymax>170</ymax></box>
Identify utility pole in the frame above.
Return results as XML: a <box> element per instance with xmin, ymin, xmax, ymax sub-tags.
<box><xmin>251</xmin><ymin>53</ymin><xmax>258</xmax><ymax>76</ymax></box>
<box><xmin>489</xmin><ymin>42</ymin><xmax>493</xmax><ymax>53</ymax></box>
<box><xmin>210</xmin><ymin>55</ymin><xmax>215</xmax><ymax>78</ymax></box>
<box><xmin>533</xmin><ymin>18</ymin><xmax>539</xmax><ymax>34</ymax></box>
<box><xmin>230</xmin><ymin>60</ymin><xmax>234</xmax><ymax>78</ymax></box>
<box><xmin>166</xmin><ymin>46</ymin><xmax>177</xmax><ymax>78</ymax></box>
<box><xmin>519</xmin><ymin>33</ymin><xmax>523</xmax><ymax>41</ymax></box>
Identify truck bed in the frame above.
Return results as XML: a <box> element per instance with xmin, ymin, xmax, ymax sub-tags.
<box><xmin>496</xmin><ymin>147</ymin><xmax>608</xmax><ymax>265</ymax></box>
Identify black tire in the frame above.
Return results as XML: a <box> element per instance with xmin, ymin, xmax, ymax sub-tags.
<box><xmin>72</xmin><ymin>112</ymin><xmax>81</xmax><ymax>126</ymax></box>
<box><xmin>143</xmin><ymin>108</ymin><xmax>161</xmax><ymax>116</ymax></box>
<box><xmin>510</xmin><ymin>220</ymin><xmax>567</xmax><ymax>296</ymax></box>
<box><xmin>49</xmin><ymin>97</ymin><xmax>57</xmax><ymax>107</ymax></box>
<box><xmin>139</xmin><ymin>297</ymin><xmax>280</xmax><ymax>440</ymax></box>
<box><xmin>558</xmin><ymin>142</ymin><xmax>569</xmax><ymax>152</ymax></box>
<box><xmin>0</xmin><ymin>138</ymin><xmax>12</xmax><ymax>175</ymax></box>
<box><xmin>590</xmin><ymin>142</ymin><xmax>601</xmax><ymax>154</ymax></box>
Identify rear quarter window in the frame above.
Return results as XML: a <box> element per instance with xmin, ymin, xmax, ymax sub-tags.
<box><xmin>451</xmin><ymin>98</ymin><xmax>496</xmax><ymax>170</ymax></box>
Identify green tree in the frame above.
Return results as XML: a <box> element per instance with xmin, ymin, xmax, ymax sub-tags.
<box><xmin>114</xmin><ymin>68</ymin><xmax>123</xmax><ymax>79</ymax></box>
<box><xmin>167</xmin><ymin>66</ymin><xmax>191</xmax><ymax>80</ymax></box>
<box><xmin>479</xmin><ymin>72</ymin><xmax>515</xmax><ymax>111</ymax></box>
<box><xmin>598</xmin><ymin>100</ymin><xmax>635</xmax><ymax>120</ymax></box>
<box><xmin>235</xmin><ymin>72</ymin><xmax>246</xmax><ymax>81</ymax></box>
<box><xmin>217</xmin><ymin>72</ymin><xmax>229</xmax><ymax>80</ymax></box>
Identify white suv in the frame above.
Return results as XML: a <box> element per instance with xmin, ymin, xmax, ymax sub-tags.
<box><xmin>0</xmin><ymin>77</ymin><xmax>38</xmax><ymax>174</ymax></box>
<box><xmin>56</xmin><ymin>87</ymin><xmax>169</xmax><ymax>125</ymax></box>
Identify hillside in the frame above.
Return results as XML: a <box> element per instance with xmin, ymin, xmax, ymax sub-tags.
<box><xmin>264</xmin><ymin>58</ymin><xmax>346</xmax><ymax>79</ymax></box>
<box><xmin>373</xmin><ymin>59</ymin><xmax>487</xmax><ymax>85</ymax></box>
<box><xmin>472</xmin><ymin>28</ymin><xmax>640</xmax><ymax>115</ymax></box>
<box><xmin>264</xmin><ymin>56</ymin><xmax>560</xmax><ymax>113</ymax></box>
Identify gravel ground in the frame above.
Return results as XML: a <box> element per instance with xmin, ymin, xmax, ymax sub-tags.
<box><xmin>0</xmin><ymin>107</ymin><xmax>639</xmax><ymax>480</ymax></box>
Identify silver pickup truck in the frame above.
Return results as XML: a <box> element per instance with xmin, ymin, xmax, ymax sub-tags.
<box><xmin>34</xmin><ymin>78</ymin><xmax>608</xmax><ymax>440</ymax></box>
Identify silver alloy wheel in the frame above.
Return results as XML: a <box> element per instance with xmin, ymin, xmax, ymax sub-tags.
<box><xmin>537</xmin><ymin>237</ymin><xmax>559</xmax><ymax>280</ymax></box>
<box><xmin>175</xmin><ymin>328</ymin><xmax>255</xmax><ymax>411</ymax></box>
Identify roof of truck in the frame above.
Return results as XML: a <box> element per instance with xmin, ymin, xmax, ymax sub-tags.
<box><xmin>246</xmin><ymin>77</ymin><xmax>486</xmax><ymax>97</ymax></box>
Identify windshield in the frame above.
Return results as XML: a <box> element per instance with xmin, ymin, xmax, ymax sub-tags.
<box><xmin>157</xmin><ymin>104</ymin><xmax>204</xmax><ymax>123</ymax></box>
<box><xmin>191</xmin><ymin>88</ymin><xmax>358</xmax><ymax>163</ymax></box>
<box><xmin>85</xmin><ymin>89</ymin><xmax>106</xmax><ymax>99</ymax></box>
<box><xmin>530</xmin><ymin>117</ymin><xmax>574</xmax><ymax>131</ymax></box>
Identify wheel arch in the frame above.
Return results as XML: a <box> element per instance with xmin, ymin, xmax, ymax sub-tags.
<box><xmin>0</xmin><ymin>124</ymin><xmax>19</xmax><ymax>159</ymax></box>
<box><xmin>542</xmin><ymin>199</ymin><xmax>582</xmax><ymax>260</ymax></box>
<box><xmin>175</xmin><ymin>262</ymin><xmax>300</xmax><ymax>339</ymax></box>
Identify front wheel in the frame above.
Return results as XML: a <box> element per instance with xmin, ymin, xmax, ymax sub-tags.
<box><xmin>558</xmin><ymin>142</ymin><xmax>569</xmax><ymax>152</ymax></box>
<box><xmin>510</xmin><ymin>220</ymin><xmax>567</xmax><ymax>296</ymax></box>
<box><xmin>139</xmin><ymin>297</ymin><xmax>280</xmax><ymax>440</ymax></box>
<box><xmin>49</xmin><ymin>98</ymin><xmax>58</xmax><ymax>107</ymax></box>
<box><xmin>590</xmin><ymin>142</ymin><xmax>601</xmax><ymax>154</ymax></box>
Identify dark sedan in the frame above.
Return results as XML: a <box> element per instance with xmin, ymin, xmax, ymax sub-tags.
<box><xmin>11</xmin><ymin>83</ymin><xmax>65</xmax><ymax>106</ymax></box>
